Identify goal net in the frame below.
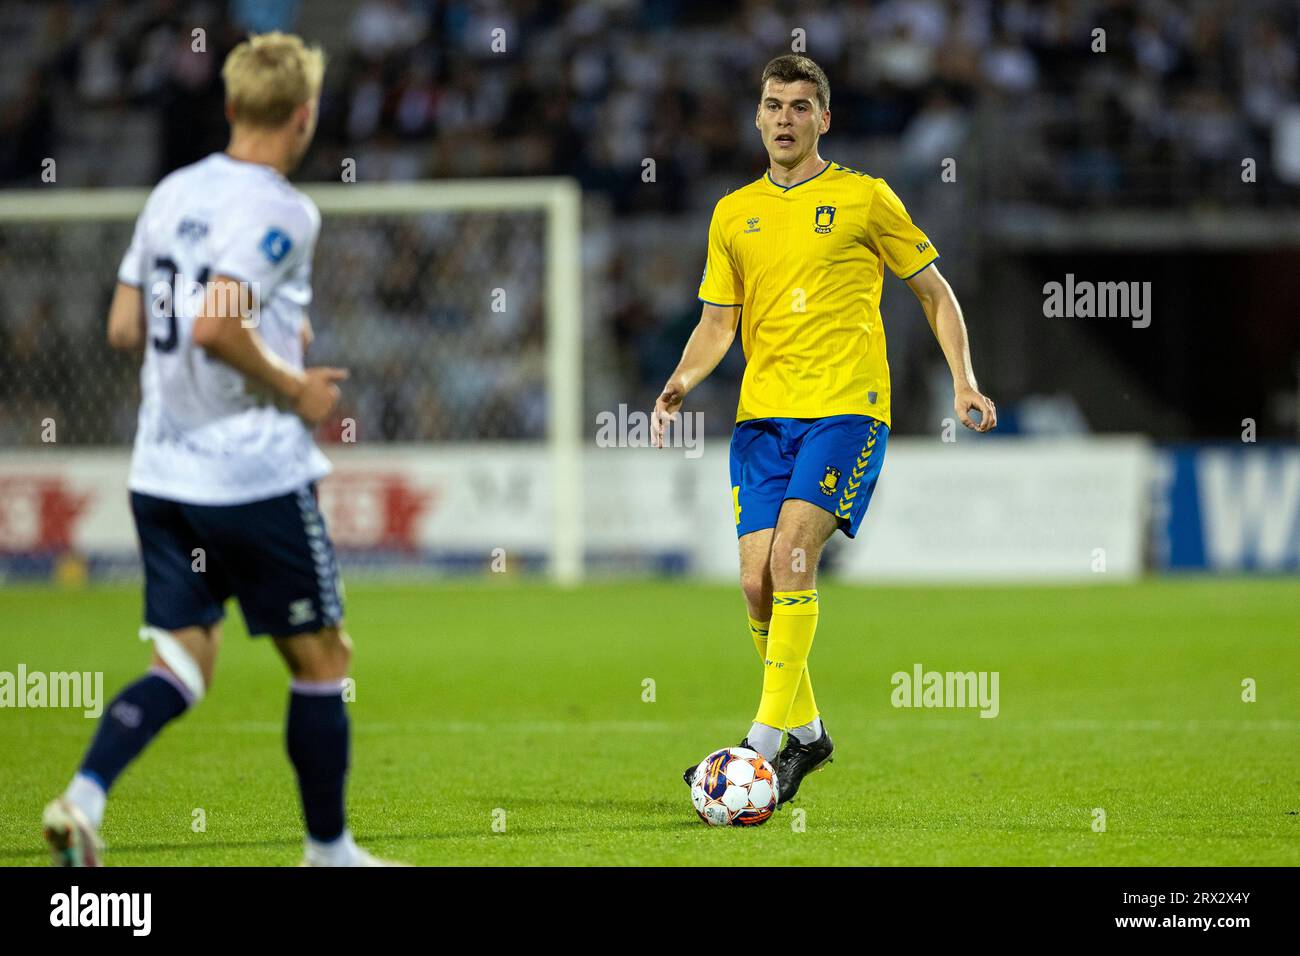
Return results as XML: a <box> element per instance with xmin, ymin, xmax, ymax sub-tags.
<box><xmin>0</xmin><ymin>179</ymin><xmax>584</xmax><ymax>583</ymax></box>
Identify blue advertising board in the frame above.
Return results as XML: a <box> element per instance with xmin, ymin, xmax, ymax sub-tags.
<box><xmin>1157</xmin><ymin>445</ymin><xmax>1300</xmax><ymax>572</ymax></box>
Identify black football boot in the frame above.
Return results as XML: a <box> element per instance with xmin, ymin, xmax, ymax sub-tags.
<box><xmin>774</xmin><ymin>725</ymin><xmax>834</xmax><ymax>805</ymax></box>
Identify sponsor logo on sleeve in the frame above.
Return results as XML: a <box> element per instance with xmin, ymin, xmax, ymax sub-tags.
<box><xmin>259</xmin><ymin>228</ymin><xmax>293</xmax><ymax>264</ymax></box>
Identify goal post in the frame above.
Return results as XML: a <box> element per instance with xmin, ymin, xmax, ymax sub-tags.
<box><xmin>0</xmin><ymin>178</ymin><xmax>585</xmax><ymax>583</ymax></box>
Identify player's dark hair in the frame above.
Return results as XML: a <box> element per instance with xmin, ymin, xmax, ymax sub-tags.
<box><xmin>760</xmin><ymin>55</ymin><xmax>830</xmax><ymax>113</ymax></box>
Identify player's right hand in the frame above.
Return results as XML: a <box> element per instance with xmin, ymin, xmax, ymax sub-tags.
<box><xmin>651</xmin><ymin>382</ymin><xmax>685</xmax><ymax>449</ymax></box>
<box><xmin>293</xmin><ymin>367</ymin><xmax>348</xmax><ymax>426</ymax></box>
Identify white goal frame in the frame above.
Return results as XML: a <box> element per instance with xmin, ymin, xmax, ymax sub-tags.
<box><xmin>0</xmin><ymin>178</ymin><xmax>585</xmax><ymax>583</ymax></box>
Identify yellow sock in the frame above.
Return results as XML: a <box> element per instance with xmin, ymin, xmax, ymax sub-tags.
<box><xmin>750</xmin><ymin>614</ymin><xmax>818</xmax><ymax>727</ymax></box>
<box><xmin>748</xmin><ymin>616</ymin><xmax>769</xmax><ymax>660</ymax></box>
<box><xmin>786</xmin><ymin>664</ymin><xmax>819</xmax><ymax>729</ymax></box>
<box><xmin>754</xmin><ymin>590</ymin><xmax>819</xmax><ymax>729</ymax></box>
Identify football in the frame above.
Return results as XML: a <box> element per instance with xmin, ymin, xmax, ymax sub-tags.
<box><xmin>689</xmin><ymin>747</ymin><xmax>779</xmax><ymax>827</ymax></box>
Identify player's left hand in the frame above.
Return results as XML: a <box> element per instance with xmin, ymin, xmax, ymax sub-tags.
<box><xmin>299</xmin><ymin>317</ymin><xmax>314</xmax><ymax>355</ymax></box>
<box><xmin>955</xmin><ymin>386</ymin><xmax>996</xmax><ymax>432</ymax></box>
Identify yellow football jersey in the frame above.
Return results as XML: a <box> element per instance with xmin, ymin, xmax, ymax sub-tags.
<box><xmin>697</xmin><ymin>161</ymin><xmax>938</xmax><ymax>425</ymax></box>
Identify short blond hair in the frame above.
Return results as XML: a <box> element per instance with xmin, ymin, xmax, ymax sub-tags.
<box><xmin>222</xmin><ymin>32</ymin><xmax>325</xmax><ymax>128</ymax></box>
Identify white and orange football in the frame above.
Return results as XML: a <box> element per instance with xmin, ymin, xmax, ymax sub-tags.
<box><xmin>689</xmin><ymin>747</ymin><xmax>779</xmax><ymax>827</ymax></box>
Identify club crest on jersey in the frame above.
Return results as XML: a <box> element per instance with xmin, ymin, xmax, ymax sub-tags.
<box><xmin>814</xmin><ymin>205</ymin><xmax>836</xmax><ymax>234</ymax></box>
<box><xmin>259</xmin><ymin>227</ymin><xmax>293</xmax><ymax>264</ymax></box>
<box><xmin>818</xmin><ymin>466</ymin><xmax>841</xmax><ymax>495</ymax></box>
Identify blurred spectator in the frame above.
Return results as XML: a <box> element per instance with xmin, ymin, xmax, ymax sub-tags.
<box><xmin>1</xmin><ymin>0</ymin><xmax>1298</xmax><ymax>445</ymax></box>
<box><xmin>231</xmin><ymin>0</ymin><xmax>299</xmax><ymax>33</ymax></box>
<box><xmin>350</xmin><ymin>0</ymin><xmax>428</xmax><ymax>61</ymax></box>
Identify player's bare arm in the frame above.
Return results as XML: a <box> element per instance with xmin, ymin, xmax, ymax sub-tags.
<box><xmin>192</xmin><ymin>275</ymin><xmax>346</xmax><ymax>426</ymax></box>
<box><xmin>651</xmin><ymin>301</ymin><xmax>740</xmax><ymax>448</ymax></box>
<box><xmin>300</xmin><ymin>314</ymin><xmax>315</xmax><ymax>354</ymax></box>
<box><xmin>106</xmin><ymin>282</ymin><xmax>145</xmax><ymax>351</ymax></box>
<box><xmin>906</xmin><ymin>263</ymin><xmax>996</xmax><ymax>433</ymax></box>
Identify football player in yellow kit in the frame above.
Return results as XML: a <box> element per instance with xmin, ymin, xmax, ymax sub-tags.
<box><xmin>653</xmin><ymin>55</ymin><xmax>997</xmax><ymax>806</ymax></box>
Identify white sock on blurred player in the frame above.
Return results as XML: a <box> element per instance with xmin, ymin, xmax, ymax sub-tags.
<box><xmin>304</xmin><ymin>829</ymin><xmax>361</xmax><ymax>866</ymax></box>
<box><xmin>64</xmin><ymin>773</ymin><xmax>107</xmax><ymax>830</ymax></box>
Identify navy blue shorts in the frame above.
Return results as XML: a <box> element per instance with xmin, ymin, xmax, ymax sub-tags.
<box><xmin>130</xmin><ymin>484</ymin><xmax>344</xmax><ymax>638</ymax></box>
<box><xmin>729</xmin><ymin>415</ymin><xmax>888</xmax><ymax>539</ymax></box>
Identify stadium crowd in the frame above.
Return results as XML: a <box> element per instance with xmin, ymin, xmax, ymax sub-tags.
<box><xmin>0</xmin><ymin>0</ymin><xmax>1296</xmax><ymax>444</ymax></box>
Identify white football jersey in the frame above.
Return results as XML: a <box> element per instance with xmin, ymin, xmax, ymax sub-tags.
<box><xmin>118</xmin><ymin>153</ymin><xmax>332</xmax><ymax>505</ymax></box>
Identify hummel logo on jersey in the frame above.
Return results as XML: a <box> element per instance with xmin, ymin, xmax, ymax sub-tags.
<box><xmin>288</xmin><ymin>598</ymin><xmax>314</xmax><ymax>626</ymax></box>
<box><xmin>744</xmin><ymin>217</ymin><xmax>761</xmax><ymax>233</ymax></box>
<box><xmin>814</xmin><ymin>205</ymin><xmax>836</xmax><ymax>234</ymax></box>
<box><xmin>259</xmin><ymin>227</ymin><xmax>293</xmax><ymax>264</ymax></box>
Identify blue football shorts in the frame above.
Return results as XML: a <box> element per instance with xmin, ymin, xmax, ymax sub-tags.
<box><xmin>729</xmin><ymin>415</ymin><xmax>889</xmax><ymax>539</ymax></box>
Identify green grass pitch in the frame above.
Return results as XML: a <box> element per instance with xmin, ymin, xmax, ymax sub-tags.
<box><xmin>1</xmin><ymin>578</ymin><xmax>1297</xmax><ymax>866</ymax></box>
